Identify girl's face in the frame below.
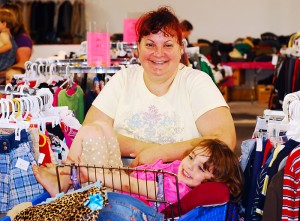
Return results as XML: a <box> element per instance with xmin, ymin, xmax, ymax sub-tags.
<box><xmin>138</xmin><ymin>31</ymin><xmax>182</xmax><ymax>79</ymax></box>
<box><xmin>178</xmin><ymin>148</ymin><xmax>214</xmax><ymax>188</ymax></box>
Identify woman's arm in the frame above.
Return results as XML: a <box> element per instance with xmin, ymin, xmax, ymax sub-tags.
<box><xmin>84</xmin><ymin>105</ymin><xmax>235</xmax><ymax>166</ymax></box>
<box><xmin>5</xmin><ymin>46</ymin><xmax>32</xmax><ymax>84</ymax></box>
<box><xmin>196</xmin><ymin>106</ymin><xmax>236</xmax><ymax>150</ymax></box>
<box><xmin>84</xmin><ymin>106</ymin><xmax>188</xmax><ymax>158</ymax></box>
<box><xmin>129</xmin><ymin>106</ymin><xmax>236</xmax><ymax>167</ymax></box>
<box><xmin>13</xmin><ymin>46</ymin><xmax>31</xmax><ymax>69</ymax></box>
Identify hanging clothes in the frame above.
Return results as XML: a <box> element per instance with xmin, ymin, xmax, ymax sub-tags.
<box><xmin>262</xmin><ymin>169</ymin><xmax>284</xmax><ymax>221</ymax></box>
<box><xmin>58</xmin><ymin>85</ymin><xmax>85</xmax><ymax>123</ymax></box>
<box><xmin>251</xmin><ymin>139</ymin><xmax>299</xmax><ymax>221</ymax></box>
<box><xmin>56</xmin><ymin>0</ymin><xmax>73</xmax><ymax>44</ymax></box>
<box><xmin>282</xmin><ymin>146</ymin><xmax>300</xmax><ymax>220</ymax></box>
<box><xmin>0</xmin><ymin>129</ymin><xmax>44</xmax><ymax>213</ymax></box>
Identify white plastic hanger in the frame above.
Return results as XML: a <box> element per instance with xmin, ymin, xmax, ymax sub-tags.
<box><xmin>47</xmin><ymin>63</ymin><xmax>63</xmax><ymax>85</ymax></box>
<box><xmin>285</xmin><ymin>100</ymin><xmax>300</xmax><ymax>142</ymax></box>
<box><xmin>117</xmin><ymin>42</ymin><xmax>127</xmax><ymax>57</ymax></box>
<box><xmin>0</xmin><ymin>98</ymin><xmax>30</xmax><ymax>140</ymax></box>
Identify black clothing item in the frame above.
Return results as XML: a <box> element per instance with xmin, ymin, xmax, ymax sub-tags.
<box><xmin>56</xmin><ymin>1</ymin><xmax>73</xmax><ymax>43</ymax></box>
<box><xmin>30</xmin><ymin>2</ymin><xmax>55</xmax><ymax>44</ymax></box>
<box><xmin>262</xmin><ymin>169</ymin><xmax>284</xmax><ymax>221</ymax></box>
<box><xmin>84</xmin><ymin>90</ymin><xmax>98</xmax><ymax>115</ymax></box>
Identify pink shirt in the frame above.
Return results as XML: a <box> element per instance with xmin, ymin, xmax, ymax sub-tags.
<box><xmin>130</xmin><ymin>159</ymin><xmax>191</xmax><ymax>211</ymax></box>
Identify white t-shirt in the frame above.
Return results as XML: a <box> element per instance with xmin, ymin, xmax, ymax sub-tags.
<box><xmin>93</xmin><ymin>65</ymin><xmax>228</xmax><ymax>144</ymax></box>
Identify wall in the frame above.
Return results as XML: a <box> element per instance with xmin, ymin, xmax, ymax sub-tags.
<box><xmin>85</xmin><ymin>0</ymin><xmax>300</xmax><ymax>43</ymax></box>
<box><xmin>31</xmin><ymin>45</ymin><xmax>82</xmax><ymax>61</ymax></box>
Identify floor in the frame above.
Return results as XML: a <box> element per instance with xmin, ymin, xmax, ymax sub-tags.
<box><xmin>229</xmin><ymin>101</ymin><xmax>267</xmax><ymax>156</ymax></box>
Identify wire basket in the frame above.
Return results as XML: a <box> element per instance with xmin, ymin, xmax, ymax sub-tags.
<box><xmin>0</xmin><ymin>163</ymin><xmax>230</xmax><ymax>221</ymax></box>
<box><xmin>177</xmin><ymin>203</ymin><xmax>228</xmax><ymax>221</ymax></box>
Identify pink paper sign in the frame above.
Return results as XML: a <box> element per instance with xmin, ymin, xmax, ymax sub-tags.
<box><xmin>87</xmin><ymin>32</ymin><xmax>111</xmax><ymax>67</ymax></box>
<box><xmin>123</xmin><ymin>18</ymin><xmax>138</xmax><ymax>43</ymax></box>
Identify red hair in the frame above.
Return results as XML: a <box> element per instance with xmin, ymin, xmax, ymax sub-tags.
<box><xmin>135</xmin><ymin>6</ymin><xmax>183</xmax><ymax>45</ymax></box>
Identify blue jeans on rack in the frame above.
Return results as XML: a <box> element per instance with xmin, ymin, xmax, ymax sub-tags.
<box><xmin>97</xmin><ymin>192</ymin><xmax>164</xmax><ymax>221</ymax></box>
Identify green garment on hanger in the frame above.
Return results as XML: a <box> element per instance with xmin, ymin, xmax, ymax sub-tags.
<box><xmin>199</xmin><ymin>57</ymin><xmax>216</xmax><ymax>84</ymax></box>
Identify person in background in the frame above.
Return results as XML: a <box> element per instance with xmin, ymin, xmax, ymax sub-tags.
<box><xmin>0</xmin><ymin>9</ymin><xmax>17</xmax><ymax>72</ymax></box>
<box><xmin>1</xmin><ymin>2</ymin><xmax>32</xmax><ymax>84</ymax></box>
<box><xmin>180</xmin><ymin>20</ymin><xmax>194</xmax><ymax>66</ymax></box>
<box><xmin>33</xmin><ymin>5</ymin><xmax>236</xmax><ymax>194</ymax></box>
<box><xmin>180</xmin><ymin>19</ymin><xmax>194</xmax><ymax>47</ymax></box>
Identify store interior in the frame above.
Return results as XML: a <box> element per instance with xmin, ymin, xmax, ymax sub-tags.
<box><xmin>1</xmin><ymin>0</ymin><xmax>300</xmax><ymax>220</ymax></box>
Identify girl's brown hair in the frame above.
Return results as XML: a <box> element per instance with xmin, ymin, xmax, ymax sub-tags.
<box><xmin>135</xmin><ymin>6</ymin><xmax>183</xmax><ymax>45</ymax></box>
<box><xmin>192</xmin><ymin>139</ymin><xmax>244</xmax><ymax>202</ymax></box>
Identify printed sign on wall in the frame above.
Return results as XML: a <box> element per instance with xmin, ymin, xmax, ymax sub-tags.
<box><xmin>87</xmin><ymin>32</ymin><xmax>110</xmax><ymax>67</ymax></box>
<box><xmin>123</xmin><ymin>18</ymin><xmax>138</xmax><ymax>43</ymax></box>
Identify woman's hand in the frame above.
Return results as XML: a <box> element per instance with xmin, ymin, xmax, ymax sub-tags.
<box><xmin>129</xmin><ymin>145</ymin><xmax>162</xmax><ymax>167</ymax></box>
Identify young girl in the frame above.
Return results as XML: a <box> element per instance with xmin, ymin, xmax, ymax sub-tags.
<box><xmin>33</xmin><ymin>121</ymin><xmax>243</xmax><ymax>202</ymax></box>
<box><xmin>78</xmin><ymin>138</ymin><xmax>243</xmax><ymax>210</ymax></box>
<box><xmin>33</xmin><ymin>122</ymin><xmax>243</xmax><ymax>203</ymax></box>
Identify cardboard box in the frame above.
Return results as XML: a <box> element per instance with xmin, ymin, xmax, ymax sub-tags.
<box><xmin>256</xmin><ymin>84</ymin><xmax>274</xmax><ymax>105</ymax></box>
<box><xmin>219</xmin><ymin>85</ymin><xmax>229</xmax><ymax>102</ymax></box>
<box><xmin>230</xmin><ymin>87</ymin><xmax>255</xmax><ymax>101</ymax></box>
<box><xmin>232</xmin><ymin>69</ymin><xmax>245</xmax><ymax>86</ymax></box>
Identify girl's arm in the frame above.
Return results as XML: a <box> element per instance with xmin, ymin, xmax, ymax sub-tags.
<box><xmin>0</xmin><ymin>32</ymin><xmax>12</xmax><ymax>53</ymax></box>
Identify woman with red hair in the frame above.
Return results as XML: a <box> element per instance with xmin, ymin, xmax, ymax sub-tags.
<box><xmin>34</xmin><ymin>5</ymin><xmax>236</xmax><ymax>201</ymax></box>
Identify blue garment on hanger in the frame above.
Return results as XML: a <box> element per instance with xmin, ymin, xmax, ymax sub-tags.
<box><xmin>243</xmin><ymin>137</ymin><xmax>267</xmax><ymax>220</ymax></box>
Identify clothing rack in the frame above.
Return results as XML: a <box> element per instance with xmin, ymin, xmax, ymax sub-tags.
<box><xmin>241</xmin><ymin>90</ymin><xmax>300</xmax><ymax>221</ymax></box>
<box><xmin>111</xmin><ymin>58</ymin><xmax>139</xmax><ymax>65</ymax></box>
<box><xmin>110</xmin><ymin>42</ymin><xmax>138</xmax><ymax>50</ymax></box>
<box><xmin>56</xmin><ymin>65</ymin><xmax>121</xmax><ymax>74</ymax></box>
<box><xmin>23</xmin><ymin>58</ymin><xmax>126</xmax><ymax>93</ymax></box>
<box><xmin>0</xmin><ymin>85</ymin><xmax>37</xmax><ymax>96</ymax></box>
<box><xmin>54</xmin><ymin>58</ymin><xmax>138</xmax><ymax>67</ymax></box>
<box><xmin>55</xmin><ymin>59</ymin><xmax>88</xmax><ymax>66</ymax></box>
<box><xmin>28</xmin><ymin>58</ymin><xmax>122</xmax><ymax>74</ymax></box>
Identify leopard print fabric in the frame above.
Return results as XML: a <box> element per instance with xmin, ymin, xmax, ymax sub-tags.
<box><xmin>14</xmin><ymin>186</ymin><xmax>108</xmax><ymax>221</ymax></box>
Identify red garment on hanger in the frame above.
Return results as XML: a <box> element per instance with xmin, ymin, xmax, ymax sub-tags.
<box><xmin>66</xmin><ymin>82</ymin><xmax>78</xmax><ymax>96</ymax></box>
<box><xmin>39</xmin><ymin>132</ymin><xmax>52</xmax><ymax>166</ymax></box>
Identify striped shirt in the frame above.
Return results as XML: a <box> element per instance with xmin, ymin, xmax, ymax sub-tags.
<box><xmin>282</xmin><ymin>146</ymin><xmax>300</xmax><ymax>220</ymax></box>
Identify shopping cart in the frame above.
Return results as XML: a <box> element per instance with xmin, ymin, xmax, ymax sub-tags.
<box><xmin>1</xmin><ymin>163</ymin><xmax>230</xmax><ymax>221</ymax></box>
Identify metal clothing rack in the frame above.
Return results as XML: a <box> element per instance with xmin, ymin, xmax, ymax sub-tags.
<box><xmin>0</xmin><ymin>85</ymin><xmax>37</xmax><ymax>96</ymax></box>
<box><xmin>53</xmin><ymin>60</ymin><xmax>123</xmax><ymax>92</ymax></box>
<box><xmin>56</xmin><ymin>65</ymin><xmax>121</xmax><ymax>74</ymax></box>
<box><xmin>110</xmin><ymin>42</ymin><xmax>138</xmax><ymax>50</ymax></box>
<box><xmin>26</xmin><ymin>57</ymin><xmax>137</xmax><ymax>92</ymax></box>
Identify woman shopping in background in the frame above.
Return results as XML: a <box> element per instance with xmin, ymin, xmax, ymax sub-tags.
<box><xmin>0</xmin><ymin>9</ymin><xmax>17</xmax><ymax>72</ymax></box>
<box><xmin>1</xmin><ymin>2</ymin><xmax>32</xmax><ymax>84</ymax></box>
<box><xmin>34</xmin><ymin>5</ymin><xmax>236</xmax><ymax>193</ymax></box>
